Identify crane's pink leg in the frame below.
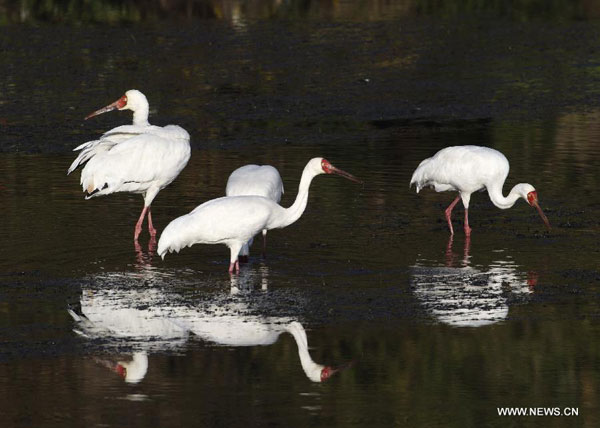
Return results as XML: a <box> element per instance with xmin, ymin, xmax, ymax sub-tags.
<box><xmin>147</xmin><ymin>208</ymin><xmax>157</xmax><ymax>238</ymax></box>
<box><xmin>228</xmin><ymin>260</ymin><xmax>240</xmax><ymax>274</ymax></box>
<box><xmin>444</xmin><ymin>196</ymin><xmax>461</xmax><ymax>235</ymax></box>
<box><xmin>464</xmin><ymin>209</ymin><xmax>472</xmax><ymax>237</ymax></box>
<box><xmin>134</xmin><ymin>206</ymin><xmax>149</xmax><ymax>241</ymax></box>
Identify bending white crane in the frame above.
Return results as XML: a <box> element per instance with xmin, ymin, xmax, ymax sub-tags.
<box><xmin>410</xmin><ymin>145</ymin><xmax>550</xmax><ymax>236</ymax></box>
<box><xmin>225</xmin><ymin>164</ymin><xmax>284</xmax><ymax>261</ymax></box>
<box><xmin>158</xmin><ymin>157</ymin><xmax>361</xmax><ymax>273</ymax></box>
<box><xmin>67</xmin><ymin>89</ymin><xmax>191</xmax><ymax>241</ymax></box>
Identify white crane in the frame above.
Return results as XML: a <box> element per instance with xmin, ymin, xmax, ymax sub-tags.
<box><xmin>225</xmin><ymin>164</ymin><xmax>284</xmax><ymax>261</ymax></box>
<box><xmin>67</xmin><ymin>89</ymin><xmax>191</xmax><ymax>241</ymax></box>
<box><xmin>158</xmin><ymin>157</ymin><xmax>361</xmax><ymax>273</ymax></box>
<box><xmin>410</xmin><ymin>145</ymin><xmax>550</xmax><ymax>236</ymax></box>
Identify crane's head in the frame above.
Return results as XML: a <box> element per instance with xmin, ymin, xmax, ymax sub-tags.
<box><xmin>319</xmin><ymin>360</ymin><xmax>356</xmax><ymax>382</ymax></box>
<box><xmin>84</xmin><ymin>89</ymin><xmax>148</xmax><ymax>120</ymax></box>
<box><xmin>519</xmin><ymin>184</ymin><xmax>550</xmax><ymax>231</ymax></box>
<box><xmin>319</xmin><ymin>158</ymin><xmax>363</xmax><ymax>183</ymax></box>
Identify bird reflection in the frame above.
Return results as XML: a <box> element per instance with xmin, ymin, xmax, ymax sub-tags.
<box><xmin>411</xmin><ymin>236</ymin><xmax>536</xmax><ymax>327</ymax></box>
<box><xmin>69</xmin><ymin>265</ymin><xmax>348</xmax><ymax>383</ymax></box>
<box><xmin>134</xmin><ymin>235</ymin><xmax>157</xmax><ymax>268</ymax></box>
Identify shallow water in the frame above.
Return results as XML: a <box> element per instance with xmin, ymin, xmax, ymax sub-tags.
<box><xmin>2</xmin><ymin>3</ymin><xmax>600</xmax><ymax>427</ymax></box>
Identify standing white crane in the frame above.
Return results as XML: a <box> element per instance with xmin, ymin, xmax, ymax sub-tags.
<box><xmin>225</xmin><ymin>164</ymin><xmax>284</xmax><ymax>262</ymax></box>
<box><xmin>67</xmin><ymin>89</ymin><xmax>191</xmax><ymax>241</ymax></box>
<box><xmin>158</xmin><ymin>157</ymin><xmax>361</xmax><ymax>273</ymax></box>
<box><xmin>410</xmin><ymin>146</ymin><xmax>550</xmax><ymax>236</ymax></box>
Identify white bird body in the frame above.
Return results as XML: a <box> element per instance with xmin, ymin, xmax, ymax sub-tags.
<box><xmin>158</xmin><ymin>157</ymin><xmax>361</xmax><ymax>273</ymax></box>
<box><xmin>158</xmin><ymin>195</ymin><xmax>281</xmax><ymax>255</ymax></box>
<box><xmin>68</xmin><ymin>90</ymin><xmax>191</xmax><ymax>240</ymax></box>
<box><xmin>410</xmin><ymin>145</ymin><xmax>550</xmax><ymax>235</ymax></box>
<box><xmin>225</xmin><ymin>164</ymin><xmax>284</xmax><ymax>259</ymax></box>
<box><xmin>226</xmin><ymin>164</ymin><xmax>284</xmax><ymax>201</ymax></box>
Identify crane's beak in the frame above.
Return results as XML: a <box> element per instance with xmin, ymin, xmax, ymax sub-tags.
<box><xmin>531</xmin><ymin>200</ymin><xmax>551</xmax><ymax>231</ymax></box>
<box><xmin>84</xmin><ymin>95</ymin><xmax>128</xmax><ymax>120</ymax></box>
<box><xmin>329</xmin><ymin>165</ymin><xmax>363</xmax><ymax>184</ymax></box>
<box><xmin>320</xmin><ymin>360</ymin><xmax>355</xmax><ymax>382</ymax></box>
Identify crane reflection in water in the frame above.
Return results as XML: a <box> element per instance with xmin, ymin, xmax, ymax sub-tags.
<box><xmin>68</xmin><ymin>262</ymin><xmax>351</xmax><ymax>384</ymax></box>
<box><xmin>411</xmin><ymin>236</ymin><xmax>537</xmax><ymax>327</ymax></box>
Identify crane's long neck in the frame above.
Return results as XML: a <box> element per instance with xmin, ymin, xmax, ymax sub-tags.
<box><xmin>132</xmin><ymin>104</ymin><xmax>150</xmax><ymax>127</ymax></box>
<box><xmin>273</xmin><ymin>165</ymin><xmax>319</xmax><ymax>229</ymax></box>
<box><xmin>287</xmin><ymin>322</ymin><xmax>323</xmax><ymax>382</ymax></box>
<box><xmin>487</xmin><ymin>183</ymin><xmax>523</xmax><ymax>210</ymax></box>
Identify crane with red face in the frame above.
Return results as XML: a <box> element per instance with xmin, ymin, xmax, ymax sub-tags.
<box><xmin>68</xmin><ymin>90</ymin><xmax>190</xmax><ymax>241</ymax></box>
<box><xmin>410</xmin><ymin>145</ymin><xmax>550</xmax><ymax>236</ymax></box>
<box><xmin>158</xmin><ymin>158</ymin><xmax>361</xmax><ymax>273</ymax></box>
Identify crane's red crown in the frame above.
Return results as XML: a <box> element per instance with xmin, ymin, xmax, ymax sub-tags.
<box><xmin>320</xmin><ymin>366</ymin><xmax>333</xmax><ymax>381</ymax></box>
<box><xmin>526</xmin><ymin>191</ymin><xmax>538</xmax><ymax>206</ymax></box>
<box><xmin>116</xmin><ymin>95</ymin><xmax>128</xmax><ymax>110</ymax></box>
<box><xmin>321</xmin><ymin>159</ymin><xmax>333</xmax><ymax>174</ymax></box>
<box><xmin>115</xmin><ymin>364</ymin><xmax>127</xmax><ymax>379</ymax></box>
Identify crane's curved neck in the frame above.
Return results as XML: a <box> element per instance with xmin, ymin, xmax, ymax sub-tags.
<box><xmin>132</xmin><ymin>104</ymin><xmax>150</xmax><ymax>127</ymax></box>
<box><xmin>487</xmin><ymin>183</ymin><xmax>523</xmax><ymax>210</ymax></box>
<box><xmin>273</xmin><ymin>165</ymin><xmax>319</xmax><ymax>229</ymax></box>
<box><xmin>287</xmin><ymin>323</ymin><xmax>323</xmax><ymax>382</ymax></box>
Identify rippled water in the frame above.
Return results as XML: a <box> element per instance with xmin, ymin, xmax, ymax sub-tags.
<box><xmin>2</xmin><ymin>5</ymin><xmax>600</xmax><ymax>427</ymax></box>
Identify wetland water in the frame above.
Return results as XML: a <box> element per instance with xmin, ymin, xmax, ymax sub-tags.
<box><xmin>2</xmin><ymin>2</ymin><xmax>600</xmax><ymax>427</ymax></box>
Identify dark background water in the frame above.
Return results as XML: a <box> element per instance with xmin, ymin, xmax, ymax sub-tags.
<box><xmin>1</xmin><ymin>1</ymin><xmax>600</xmax><ymax>427</ymax></box>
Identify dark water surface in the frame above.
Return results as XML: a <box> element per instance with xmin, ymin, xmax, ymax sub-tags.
<box><xmin>2</xmin><ymin>4</ymin><xmax>600</xmax><ymax>427</ymax></box>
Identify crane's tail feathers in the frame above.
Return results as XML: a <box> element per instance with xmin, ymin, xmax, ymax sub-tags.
<box><xmin>157</xmin><ymin>215</ymin><xmax>196</xmax><ymax>260</ymax></box>
<box><xmin>67</xmin><ymin>308</ymin><xmax>82</xmax><ymax>322</ymax></box>
<box><xmin>83</xmin><ymin>183</ymin><xmax>110</xmax><ymax>199</ymax></box>
<box><xmin>158</xmin><ymin>244</ymin><xmax>181</xmax><ymax>260</ymax></box>
<box><xmin>73</xmin><ymin>140</ymin><xmax>98</xmax><ymax>152</ymax></box>
<box><xmin>410</xmin><ymin>157</ymin><xmax>432</xmax><ymax>194</ymax></box>
<box><xmin>68</xmin><ymin>140</ymin><xmax>104</xmax><ymax>174</ymax></box>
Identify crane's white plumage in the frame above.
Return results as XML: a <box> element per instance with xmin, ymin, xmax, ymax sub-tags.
<box><xmin>68</xmin><ymin>90</ymin><xmax>191</xmax><ymax>240</ymax></box>
<box><xmin>158</xmin><ymin>157</ymin><xmax>361</xmax><ymax>273</ymax></box>
<box><xmin>225</xmin><ymin>164</ymin><xmax>284</xmax><ymax>260</ymax></box>
<box><xmin>226</xmin><ymin>164</ymin><xmax>284</xmax><ymax>201</ymax></box>
<box><xmin>410</xmin><ymin>145</ymin><xmax>550</xmax><ymax>235</ymax></box>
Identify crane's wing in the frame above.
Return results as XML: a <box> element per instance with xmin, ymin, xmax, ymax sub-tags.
<box><xmin>68</xmin><ymin>125</ymin><xmax>164</xmax><ymax>175</ymax></box>
<box><xmin>79</xmin><ymin>133</ymin><xmax>190</xmax><ymax>197</ymax></box>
